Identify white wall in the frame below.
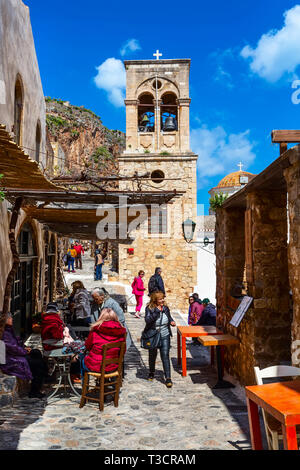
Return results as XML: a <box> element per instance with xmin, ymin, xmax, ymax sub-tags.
<box><xmin>195</xmin><ymin>242</ymin><xmax>216</xmax><ymax>304</ymax></box>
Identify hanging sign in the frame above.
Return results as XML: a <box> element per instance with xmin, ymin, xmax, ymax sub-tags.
<box><xmin>229</xmin><ymin>295</ymin><xmax>253</xmax><ymax>328</ymax></box>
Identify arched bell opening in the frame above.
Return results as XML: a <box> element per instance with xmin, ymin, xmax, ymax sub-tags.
<box><xmin>138</xmin><ymin>93</ymin><xmax>155</xmax><ymax>133</ymax></box>
<box><xmin>160</xmin><ymin>92</ymin><xmax>178</xmax><ymax>132</ymax></box>
<box><xmin>14</xmin><ymin>75</ymin><xmax>24</xmax><ymax>146</ymax></box>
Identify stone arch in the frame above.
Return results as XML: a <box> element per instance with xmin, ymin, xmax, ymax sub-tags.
<box><xmin>11</xmin><ymin>219</ymin><xmax>38</xmax><ymax>338</ymax></box>
<box><xmin>137</xmin><ymin>92</ymin><xmax>155</xmax><ymax>132</ymax></box>
<box><xmin>136</xmin><ymin>76</ymin><xmax>180</xmax><ymax>98</ymax></box>
<box><xmin>160</xmin><ymin>91</ymin><xmax>178</xmax><ymax>132</ymax></box>
<box><xmin>14</xmin><ymin>74</ymin><xmax>24</xmax><ymax>146</ymax></box>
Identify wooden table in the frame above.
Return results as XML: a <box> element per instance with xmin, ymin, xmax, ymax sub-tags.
<box><xmin>198</xmin><ymin>334</ymin><xmax>239</xmax><ymax>389</ymax></box>
<box><xmin>177</xmin><ymin>325</ymin><xmax>222</xmax><ymax>377</ymax></box>
<box><xmin>245</xmin><ymin>380</ymin><xmax>300</xmax><ymax>450</ymax></box>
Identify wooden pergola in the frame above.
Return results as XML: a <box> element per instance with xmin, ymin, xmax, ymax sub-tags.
<box><xmin>0</xmin><ymin>125</ymin><xmax>183</xmax><ymax>329</ymax></box>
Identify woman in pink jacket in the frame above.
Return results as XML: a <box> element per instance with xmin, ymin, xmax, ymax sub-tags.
<box><xmin>131</xmin><ymin>270</ymin><xmax>146</xmax><ymax>318</ymax></box>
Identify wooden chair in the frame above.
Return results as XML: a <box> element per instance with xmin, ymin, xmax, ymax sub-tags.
<box><xmin>254</xmin><ymin>365</ymin><xmax>300</xmax><ymax>450</ymax></box>
<box><xmin>79</xmin><ymin>341</ymin><xmax>126</xmax><ymax>411</ymax></box>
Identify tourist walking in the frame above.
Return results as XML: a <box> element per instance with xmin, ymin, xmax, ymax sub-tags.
<box><xmin>66</xmin><ymin>244</ymin><xmax>77</xmax><ymax>273</ymax></box>
<box><xmin>74</xmin><ymin>241</ymin><xmax>84</xmax><ymax>270</ymax></box>
<box><xmin>131</xmin><ymin>270</ymin><xmax>146</xmax><ymax>318</ymax></box>
<box><xmin>148</xmin><ymin>267</ymin><xmax>165</xmax><ymax>296</ymax></box>
<box><xmin>144</xmin><ymin>291</ymin><xmax>176</xmax><ymax>388</ymax></box>
<box><xmin>94</xmin><ymin>250</ymin><xmax>104</xmax><ymax>281</ymax></box>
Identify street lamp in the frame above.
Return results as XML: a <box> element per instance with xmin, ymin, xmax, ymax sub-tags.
<box><xmin>182</xmin><ymin>218</ymin><xmax>196</xmax><ymax>243</ymax></box>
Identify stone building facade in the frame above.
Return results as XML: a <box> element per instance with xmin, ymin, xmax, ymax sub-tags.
<box><xmin>0</xmin><ymin>0</ymin><xmax>58</xmax><ymax>338</ymax></box>
<box><xmin>215</xmin><ymin>146</ymin><xmax>300</xmax><ymax>385</ymax></box>
<box><xmin>118</xmin><ymin>58</ymin><xmax>198</xmax><ymax>311</ymax></box>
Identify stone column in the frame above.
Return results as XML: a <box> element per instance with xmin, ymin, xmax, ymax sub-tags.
<box><xmin>247</xmin><ymin>191</ymin><xmax>290</xmax><ymax>371</ymax></box>
<box><xmin>284</xmin><ymin>147</ymin><xmax>300</xmax><ymax>365</ymax></box>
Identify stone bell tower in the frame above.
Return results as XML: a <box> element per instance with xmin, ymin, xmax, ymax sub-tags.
<box><xmin>118</xmin><ymin>54</ymin><xmax>198</xmax><ymax>312</ymax></box>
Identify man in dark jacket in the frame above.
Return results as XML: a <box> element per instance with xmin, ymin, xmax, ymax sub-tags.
<box><xmin>197</xmin><ymin>298</ymin><xmax>216</xmax><ymax>326</ymax></box>
<box><xmin>148</xmin><ymin>267</ymin><xmax>165</xmax><ymax>296</ymax></box>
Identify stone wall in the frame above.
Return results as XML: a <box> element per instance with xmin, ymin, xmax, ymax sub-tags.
<box><xmin>284</xmin><ymin>146</ymin><xmax>300</xmax><ymax>364</ymax></box>
<box><xmin>0</xmin><ymin>0</ymin><xmax>46</xmax><ymax>164</ymax></box>
<box><xmin>118</xmin><ymin>153</ymin><xmax>197</xmax><ymax>312</ymax></box>
<box><xmin>216</xmin><ymin>190</ymin><xmax>291</xmax><ymax>385</ymax></box>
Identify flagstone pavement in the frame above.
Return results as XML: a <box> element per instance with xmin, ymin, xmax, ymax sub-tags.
<box><xmin>0</xmin><ymin>257</ymin><xmax>256</xmax><ymax>450</ymax></box>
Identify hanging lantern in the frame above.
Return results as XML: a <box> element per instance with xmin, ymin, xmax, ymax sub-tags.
<box><xmin>182</xmin><ymin>219</ymin><xmax>196</xmax><ymax>243</ymax></box>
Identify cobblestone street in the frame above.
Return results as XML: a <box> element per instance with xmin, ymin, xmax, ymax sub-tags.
<box><xmin>0</xmin><ymin>258</ymin><xmax>253</xmax><ymax>450</ymax></box>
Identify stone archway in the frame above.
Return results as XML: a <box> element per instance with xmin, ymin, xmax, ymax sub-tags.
<box><xmin>11</xmin><ymin>222</ymin><xmax>38</xmax><ymax>338</ymax></box>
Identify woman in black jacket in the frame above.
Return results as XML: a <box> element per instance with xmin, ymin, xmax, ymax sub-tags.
<box><xmin>144</xmin><ymin>291</ymin><xmax>176</xmax><ymax>388</ymax></box>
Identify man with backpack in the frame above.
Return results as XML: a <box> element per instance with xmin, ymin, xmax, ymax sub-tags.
<box><xmin>148</xmin><ymin>267</ymin><xmax>165</xmax><ymax>296</ymax></box>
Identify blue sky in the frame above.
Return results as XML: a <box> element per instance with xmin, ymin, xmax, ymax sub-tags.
<box><xmin>26</xmin><ymin>0</ymin><xmax>300</xmax><ymax>213</ymax></box>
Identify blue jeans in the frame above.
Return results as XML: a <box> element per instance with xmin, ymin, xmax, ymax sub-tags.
<box><xmin>149</xmin><ymin>335</ymin><xmax>171</xmax><ymax>379</ymax></box>
<box><xmin>95</xmin><ymin>264</ymin><xmax>102</xmax><ymax>280</ymax></box>
<box><xmin>79</xmin><ymin>353</ymin><xmax>91</xmax><ymax>384</ymax></box>
<box><xmin>68</xmin><ymin>257</ymin><xmax>75</xmax><ymax>271</ymax></box>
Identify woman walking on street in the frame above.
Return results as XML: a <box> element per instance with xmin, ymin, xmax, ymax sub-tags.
<box><xmin>131</xmin><ymin>270</ymin><xmax>146</xmax><ymax>318</ymax></box>
<box><xmin>67</xmin><ymin>244</ymin><xmax>77</xmax><ymax>273</ymax></box>
<box><xmin>144</xmin><ymin>291</ymin><xmax>176</xmax><ymax>388</ymax></box>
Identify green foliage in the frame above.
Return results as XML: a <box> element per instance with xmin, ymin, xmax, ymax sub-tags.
<box><xmin>71</xmin><ymin>129</ymin><xmax>79</xmax><ymax>138</ymax></box>
<box><xmin>160</xmin><ymin>151</ymin><xmax>170</xmax><ymax>155</ymax></box>
<box><xmin>209</xmin><ymin>193</ymin><xmax>228</xmax><ymax>211</ymax></box>
<box><xmin>91</xmin><ymin>146</ymin><xmax>113</xmax><ymax>164</ymax></box>
<box><xmin>46</xmin><ymin>114</ymin><xmax>69</xmax><ymax>129</ymax></box>
<box><xmin>144</xmin><ymin>149</ymin><xmax>150</xmax><ymax>154</ymax></box>
<box><xmin>0</xmin><ymin>174</ymin><xmax>5</xmax><ymax>201</ymax></box>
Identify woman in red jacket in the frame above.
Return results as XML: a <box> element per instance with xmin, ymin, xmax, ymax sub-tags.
<box><xmin>40</xmin><ymin>303</ymin><xmax>64</xmax><ymax>351</ymax></box>
<box><xmin>131</xmin><ymin>270</ymin><xmax>146</xmax><ymax>318</ymax></box>
<box><xmin>82</xmin><ymin>308</ymin><xmax>126</xmax><ymax>376</ymax></box>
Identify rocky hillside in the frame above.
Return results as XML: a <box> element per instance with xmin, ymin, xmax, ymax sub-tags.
<box><xmin>45</xmin><ymin>98</ymin><xmax>125</xmax><ymax>185</ymax></box>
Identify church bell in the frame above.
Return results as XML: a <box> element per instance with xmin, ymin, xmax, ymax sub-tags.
<box><xmin>163</xmin><ymin>116</ymin><xmax>177</xmax><ymax>132</ymax></box>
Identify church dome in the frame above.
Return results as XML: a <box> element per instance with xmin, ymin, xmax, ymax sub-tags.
<box><xmin>216</xmin><ymin>170</ymin><xmax>255</xmax><ymax>188</ymax></box>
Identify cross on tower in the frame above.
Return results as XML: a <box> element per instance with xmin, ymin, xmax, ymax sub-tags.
<box><xmin>153</xmin><ymin>49</ymin><xmax>162</xmax><ymax>60</ymax></box>
<box><xmin>237</xmin><ymin>162</ymin><xmax>244</xmax><ymax>171</ymax></box>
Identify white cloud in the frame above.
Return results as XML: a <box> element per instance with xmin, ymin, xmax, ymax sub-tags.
<box><xmin>94</xmin><ymin>58</ymin><xmax>126</xmax><ymax>107</ymax></box>
<box><xmin>191</xmin><ymin>125</ymin><xmax>256</xmax><ymax>185</ymax></box>
<box><xmin>241</xmin><ymin>5</ymin><xmax>300</xmax><ymax>82</ymax></box>
<box><xmin>120</xmin><ymin>39</ymin><xmax>141</xmax><ymax>57</ymax></box>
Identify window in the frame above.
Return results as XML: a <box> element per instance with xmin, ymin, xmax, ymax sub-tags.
<box><xmin>151</xmin><ymin>170</ymin><xmax>165</xmax><ymax>184</ymax></box>
<box><xmin>148</xmin><ymin>206</ymin><xmax>168</xmax><ymax>234</ymax></box>
<box><xmin>14</xmin><ymin>76</ymin><xmax>24</xmax><ymax>145</ymax></box>
<box><xmin>35</xmin><ymin>121</ymin><xmax>41</xmax><ymax>162</ymax></box>
<box><xmin>161</xmin><ymin>92</ymin><xmax>178</xmax><ymax>132</ymax></box>
<box><xmin>138</xmin><ymin>93</ymin><xmax>155</xmax><ymax>132</ymax></box>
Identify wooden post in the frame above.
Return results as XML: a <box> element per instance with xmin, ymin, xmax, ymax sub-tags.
<box><xmin>0</xmin><ymin>197</ymin><xmax>23</xmax><ymax>339</ymax></box>
<box><xmin>43</xmin><ymin>229</ymin><xmax>49</xmax><ymax>310</ymax></box>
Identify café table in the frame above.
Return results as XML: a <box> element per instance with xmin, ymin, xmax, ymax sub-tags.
<box><xmin>198</xmin><ymin>334</ymin><xmax>239</xmax><ymax>389</ymax></box>
<box><xmin>245</xmin><ymin>380</ymin><xmax>300</xmax><ymax>450</ymax></box>
<box><xmin>177</xmin><ymin>325</ymin><xmax>223</xmax><ymax>377</ymax></box>
<box><xmin>42</xmin><ymin>340</ymin><xmax>81</xmax><ymax>399</ymax></box>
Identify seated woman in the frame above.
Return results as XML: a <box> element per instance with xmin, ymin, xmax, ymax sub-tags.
<box><xmin>69</xmin><ymin>281</ymin><xmax>91</xmax><ymax>327</ymax></box>
<box><xmin>1</xmin><ymin>313</ymin><xmax>47</xmax><ymax>398</ymax></box>
<box><xmin>197</xmin><ymin>298</ymin><xmax>216</xmax><ymax>326</ymax></box>
<box><xmin>41</xmin><ymin>302</ymin><xmax>64</xmax><ymax>351</ymax></box>
<box><xmin>81</xmin><ymin>308</ymin><xmax>126</xmax><ymax>378</ymax></box>
<box><xmin>188</xmin><ymin>294</ymin><xmax>204</xmax><ymax>326</ymax></box>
